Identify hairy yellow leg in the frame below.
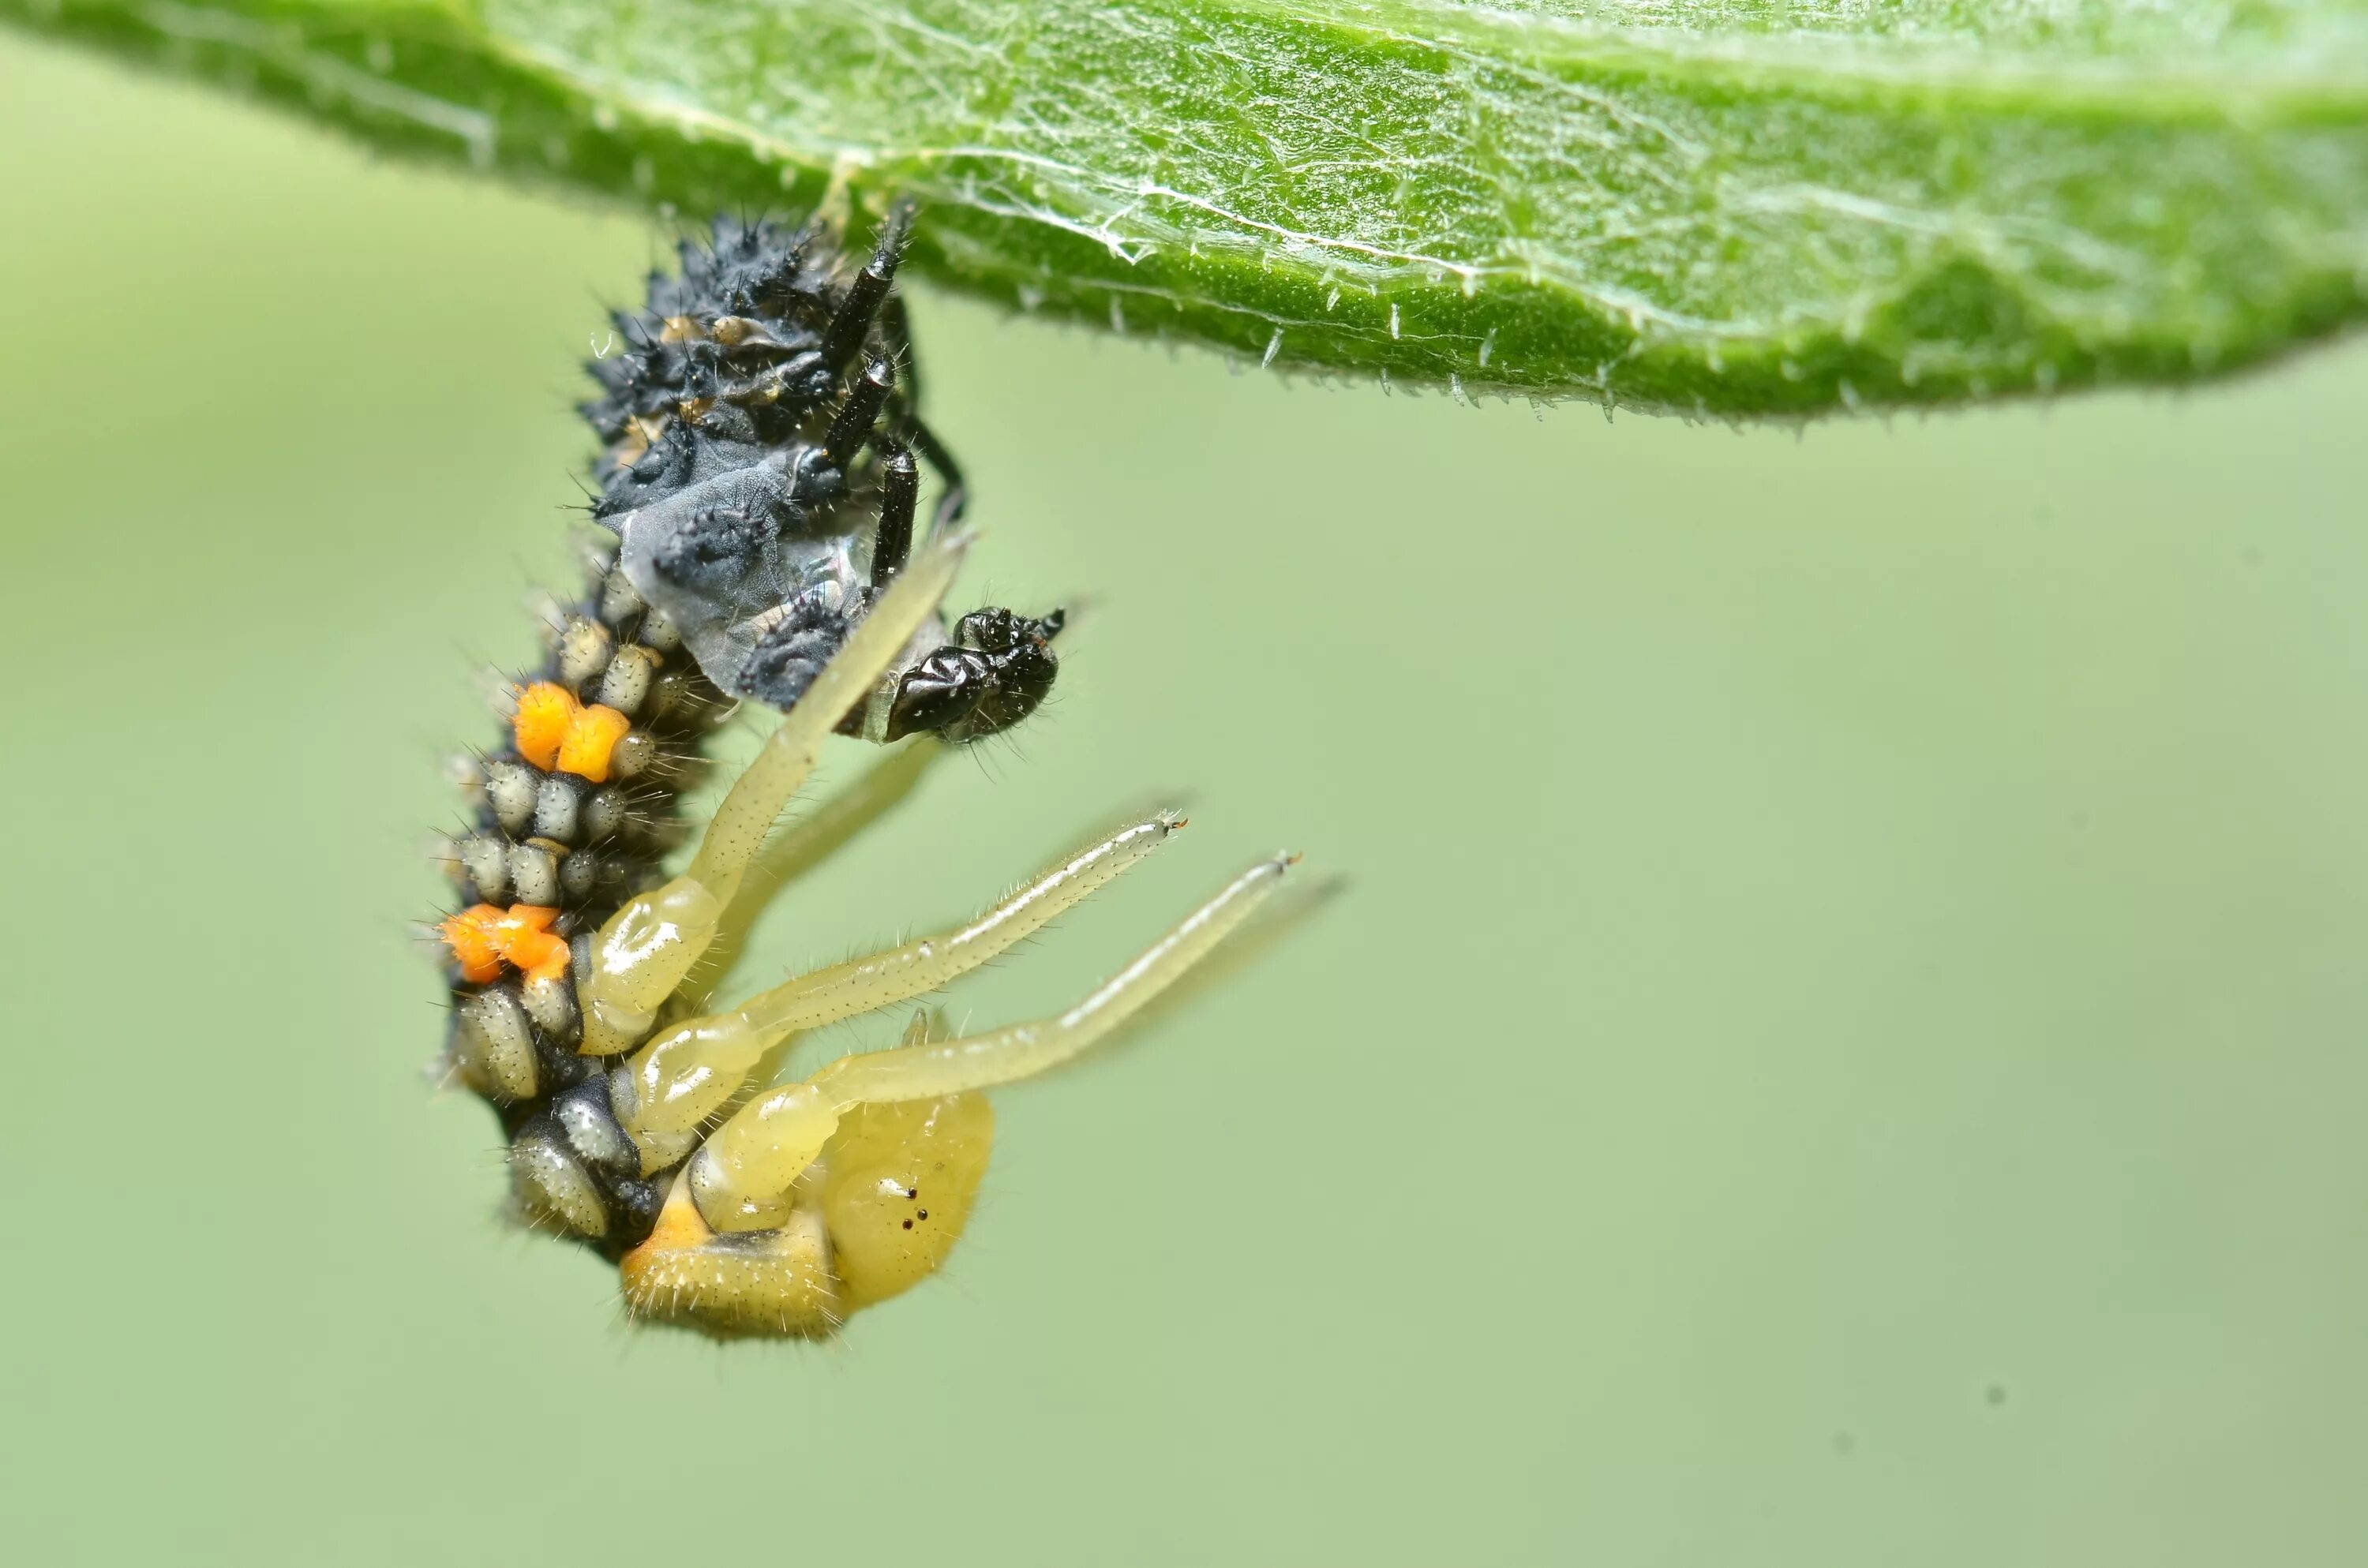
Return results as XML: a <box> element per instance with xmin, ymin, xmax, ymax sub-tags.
<box><xmin>575</xmin><ymin>533</ymin><xmax>972</xmax><ymax>1055</ymax></box>
<box><xmin>682</xmin><ymin>735</ymin><xmax>944</xmax><ymax>1011</ymax></box>
<box><xmin>819</xmin><ymin>853</ymin><xmax>1295</xmax><ymax>1102</ymax></box>
<box><xmin>687</xmin><ymin>852</ymin><xmax>1295</xmax><ymax>1232</ymax></box>
<box><xmin>746</xmin><ymin>812</ymin><xmax>1187</xmax><ymax>1035</ymax></box>
<box><xmin>611</xmin><ymin>813</ymin><xmax>1187</xmax><ymax>1140</ymax></box>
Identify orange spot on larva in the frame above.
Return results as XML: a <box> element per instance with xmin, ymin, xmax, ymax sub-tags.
<box><xmin>512</xmin><ymin>682</ymin><xmax>578</xmax><ymax>770</ymax></box>
<box><xmin>442</xmin><ymin>903</ymin><xmax>569</xmax><ymax>985</ymax></box>
<box><xmin>441</xmin><ymin>903</ymin><xmax>509</xmax><ymax>985</ymax></box>
<box><xmin>513</xmin><ymin>683</ymin><xmax>632</xmax><ymax>784</ymax></box>
<box><xmin>559</xmin><ymin>704</ymin><xmax>632</xmax><ymax>784</ymax></box>
<box><xmin>508</xmin><ymin>923</ymin><xmax>573</xmax><ymax>985</ymax></box>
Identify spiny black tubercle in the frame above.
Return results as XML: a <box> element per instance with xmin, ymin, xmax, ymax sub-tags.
<box><xmin>583</xmin><ymin>216</ymin><xmax>910</xmax><ymax>524</ymax></box>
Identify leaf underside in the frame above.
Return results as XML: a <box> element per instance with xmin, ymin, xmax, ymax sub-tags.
<box><xmin>11</xmin><ymin>0</ymin><xmax>2368</xmax><ymax>415</ymax></box>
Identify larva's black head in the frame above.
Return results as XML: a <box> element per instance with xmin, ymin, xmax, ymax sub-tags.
<box><xmin>883</xmin><ymin>608</ymin><xmax>1066</xmax><ymax>744</ymax></box>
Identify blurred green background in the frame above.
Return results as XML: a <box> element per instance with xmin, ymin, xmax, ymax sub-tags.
<box><xmin>6</xmin><ymin>29</ymin><xmax>2367</xmax><ymax>1566</ymax></box>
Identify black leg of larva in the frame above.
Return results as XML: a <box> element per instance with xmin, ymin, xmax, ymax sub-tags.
<box><xmin>879</xmin><ymin>290</ymin><xmax>925</xmax><ymax>417</ymax></box>
<box><xmin>905</xmin><ymin>415</ymin><xmax>969</xmax><ymax>533</ymax></box>
<box><xmin>869</xmin><ymin>285</ymin><xmax>964</xmax><ymax>533</ymax></box>
<box><xmin>821</xmin><ymin>200</ymin><xmax>915</xmax><ymax>372</ymax></box>
<box><xmin>825</xmin><ymin>357</ymin><xmax>896</xmax><ymax>469</ymax></box>
<box><xmin>872</xmin><ymin>442</ymin><xmax>919</xmax><ymax>590</ymax></box>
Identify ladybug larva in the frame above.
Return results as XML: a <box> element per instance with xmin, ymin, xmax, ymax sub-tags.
<box><xmin>437</xmin><ymin>208</ymin><xmax>1294</xmax><ymax>1338</ymax></box>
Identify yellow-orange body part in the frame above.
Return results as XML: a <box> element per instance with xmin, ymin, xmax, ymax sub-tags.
<box><xmin>511</xmin><ymin>680</ymin><xmax>631</xmax><ymax>782</ymax></box>
<box><xmin>618</xmin><ymin>1092</ymin><xmax>994</xmax><ymax>1337</ymax></box>
<box><xmin>442</xmin><ymin>903</ymin><xmax>570</xmax><ymax>985</ymax></box>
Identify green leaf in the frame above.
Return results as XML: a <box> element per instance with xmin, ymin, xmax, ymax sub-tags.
<box><xmin>11</xmin><ymin>0</ymin><xmax>2368</xmax><ymax>414</ymax></box>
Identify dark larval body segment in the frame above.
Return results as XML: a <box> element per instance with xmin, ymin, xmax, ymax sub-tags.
<box><xmin>444</xmin><ymin>544</ymin><xmax>728</xmax><ymax>1257</ymax></box>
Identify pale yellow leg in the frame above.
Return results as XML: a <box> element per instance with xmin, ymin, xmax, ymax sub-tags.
<box><xmin>683</xmin><ymin>735</ymin><xmax>944</xmax><ymax>1012</ymax></box>
<box><xmin>687</xmin><ymin>852</ymin><xmax>1296</xmax><ymax>1232</ymax></box>
<box><xmin>575</xmin><ymin>533</ymin><xmax>972</xmax><ymax>1055</ymax></box>
<box><xmin>743</xmin><ymin>812</ymin><xmax>1187</xmax><ymax>1035</ymax></box>
<box><xmin>611</xmin><ymin>813</ymin><xmax>1186</xmax><ymax>1138</ymax></box>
